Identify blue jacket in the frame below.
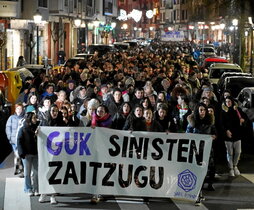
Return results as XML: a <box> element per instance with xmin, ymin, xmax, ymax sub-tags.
<box><xmin>5</xmin><ymin>113</ymin><xmax>24</xmax><ymax>145</ymax></box>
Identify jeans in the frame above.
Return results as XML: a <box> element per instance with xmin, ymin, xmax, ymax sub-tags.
<box><xmin>225</xmin><ymin>140</ymin><xmax>241</xmax><ymax>169</ymax></box>
<box><xmin>23</xmin><ymin>154</ymin><xmax>38</xmax><ymax>193</ymax></box>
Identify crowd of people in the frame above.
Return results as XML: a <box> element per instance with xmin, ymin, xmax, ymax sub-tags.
<box><xmin>4</xmin><ymin>42</ymin><xmax>253</xmax><ymax>206</ymax></box>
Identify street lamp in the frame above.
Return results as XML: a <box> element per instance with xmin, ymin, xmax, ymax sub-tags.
<box><xmin>134</xmin><ymin>27</ymin><xmax>138</xmax><ymax>39</ymax></box>
<box><xmin>33</xmin><ymin>9</ymin><xmax>42</xmax><ymax>64</ymax></box>
<box><xmin>149</xmin><ymin>27</ymin><xmax>154</xmax><ymax>39</ymax></box>
<box><xmin>74</xmin><ymin>19</ymin><xmax>81</xmax><ymax>28</ymax></box>
<box><xmin>111</xmin><ymin>22</ymin><xmax>116</xmax><ymax>43</ymax></box>
<box><xmin>93</xmin><ymin>18</ymin><xmax>100</xmax><ymax>44</ymax></box>
<box><xmin>122</xmin><ymin>23</ymin><xmax>128</xmax><ymax>40</ymax></box>
<box><xmin>249</xmin><ymin>17</ymin><xmax>253</xmax><ymax>74</ymax></box>
<box><xmin>232</xmin><ymin>19</ymin><xmax>238</xmax><ymax>63</ymax></box>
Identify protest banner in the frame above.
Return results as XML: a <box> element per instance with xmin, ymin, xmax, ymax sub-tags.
<box><xmin>161</xmin><ymin>31</ymin><xmax>185</xmax><ymax>41</ymax></box>
<box><xmin>38</xmin><ymin>127</ymin><xmax>212</xmax><ymax>201</ymax></box>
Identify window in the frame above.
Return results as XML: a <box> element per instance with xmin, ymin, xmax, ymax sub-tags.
<box><xmin>87</xmin><ymin>0</ymin><xmax>92</xmax><ymax>6</ymax></box>
<box><xmin>64</xmin><ymin>0</ymin><xmax>68</xmax><ymax>6</ymax></box>
<box><xmin>38</xmin><ymin>0</ymin><xmax>47</xmax><ymax>8</ymax></box>
<box><xmin>181</xmin><ymin>10</ymin><xmax>185</xmax><ymax>20</ymax></box>
<box><xmin>74</xmin><ymin>0</ymin><xmax>77</xmax><ymax>8</ymax></box>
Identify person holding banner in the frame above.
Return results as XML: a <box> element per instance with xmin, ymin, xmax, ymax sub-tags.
<box><xmin>111</xmin><ymin>102</ymin><xmax>132</xmax><ymax>130</ymax></box>
<box><xmin>90</xmin><ymin>104</ymin><xmax>112</xmax><ymax>203</ymax></box>
<box><xmin>39</xmin><ymin>104</ymin><xmax>65</xmax><ymax>204</ymax></box>
<box><xmin>186</xmin><ymin>102</ymin><xmax>216</xmax><ymax>206</ymax></box>
<box><xmin>123</xmin><ymin>105</ymin><xmax>146</xmax><ymax>131</ymax></box>
<box><xmin>17</xmin><ymin>112</ymin><xmax>39</xmax><ymax>196</ymax></box>
<box><xmin>91</xmin><ymin>104</ymin><xmax>112</xmax><ymax>128</ymax></box>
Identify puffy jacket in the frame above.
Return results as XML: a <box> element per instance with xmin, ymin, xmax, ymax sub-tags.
<box><xmin>5</xmin><ymin>113</ymin><xmax>24</xmax><ymax>145</ymax></box>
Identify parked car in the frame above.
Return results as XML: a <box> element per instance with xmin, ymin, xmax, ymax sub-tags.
<box><xmin>123</xmin><ymin>40</ymin><xmax>139</xmax><ymax>48</ymax></box>
<box><xmin>217</xmin><ymin>72</ymin><xmax>252</xmax><ymax>94</ymax></box>
<box><xmin>63</xmin><ymin>57</ymin><xmax>87</xmax><ymax>69</ymax></box>
<box><xmin>86</xmin><ymin>44</ymin><xmax>114</xmax><ymax>57</ymax></box>
<box><xmin>208</xmin><ymin>63</ymin><xmax>243</xmax><ymax>84</ymax></box>
<box><xmin>201</xmin><ymin>57</ymin><xmax>228</xmax><ymax>69</ymax></box>
<box><xmin>223</xmin><ymin>76</ymin><xmax>254</xmax><ymax>98</ymax></box>
<box><xmin>74</xmin><ymin>53</ymin><xmax>94</xmax><ymax>60</ymax></box>
<box><xmin>199</xmin><ymin>47</ymin><xmax>216</xmax><ymax>58</ymax></box>
<box><xmin>236</xmin><ymin>87</ymin><xmax>254</xmax><ymax>148</ymax></box>
<box><xmin>22</xmin><ymin>64</ymin><xmax>45</xmax><ymax>78</ymax></box>
<box><xmin>113</xmin><ymin>42</ymin><xmax>130</xmax><ymax>51</ymax></box>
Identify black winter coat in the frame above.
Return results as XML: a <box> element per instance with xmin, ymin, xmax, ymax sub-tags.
<box><xmin>17</xmin><ymin>123</ymin><xmax>38</xmax><ymax>158</ymax></box>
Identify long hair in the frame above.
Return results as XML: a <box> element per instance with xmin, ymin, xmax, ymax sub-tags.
<box><xmin>24</xmin><ymin>112</ymin><xmax>36</xmax><ymax>127</ymax></box>
<box><xmin>193</xmin><ymin>102</ymin><xmax>211</xmax><ymax>127</ymax></box>
<box><xmin>27</xmin><ymin>92</ymin><xmax>38</xmax><ymax>106</ymax></box>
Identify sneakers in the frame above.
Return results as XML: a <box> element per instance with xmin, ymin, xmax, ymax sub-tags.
<box><xmin>50</xmin><ymin>196</ymin><xmax>58</xmax><ymax>205</ymax></box>
<box><xmin>229</xmin><ymin>169</ymin><xmax>235</xmax><ymax>177</ymax></box>
<box><xmin>90</xmin><ymin>195</ymin><xmax>100</xmax><ymax>204</ymax></box>
<box><xmin>234</xmin><ymin>166</ymin><xmax>240</xmax><ymax>176</ymax></box>
<box><xmin>18</xmin><ymin>172</ymin><xmax>24</xmax><ymax>178</ymax></box>
<box><xmin>34</xmin><ymin>191</ymin><xmax>40</xmax><ymax>196</ymax></box>
<box><xmin>195</xmin><ymin>199</ymin><xmax>201</xmax><ymax>206</ymax></box>
<box><xmin>38</xmin><ymin>194</ymin><xmax>47</xmax><ymax>203</ymax></box>
<box><xmin>28</xmin><ymin>191</ymin><xmax>34</xmax><ymax>196</ymax></box>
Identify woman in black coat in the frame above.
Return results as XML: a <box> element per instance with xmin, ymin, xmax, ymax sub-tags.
<box><xmin>17</xmin><ymin>112</ymin><xmax>39</xmax><ymax>196</ymax></box>
<box><xmin>111</xmin><ymin>102</ymin><xmax>131</xmax><ymax>130</ymax></box>
<box><xmin>186</xmin><ymin>103</ymin><xmax>217</xmax><ymax>206</ymax></box>
<box><xmin>123</xmin><ymin>105</ymin><xmax>146</xmax><ymax>131</ymax></box>
<box><xmin>220</xmin><ymin>96</ymin><xmax>246</xmax><ymax>177</ymax></box>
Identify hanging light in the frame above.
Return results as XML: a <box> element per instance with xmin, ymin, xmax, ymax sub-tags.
<box><xmin>33</xmin><ymin>9</ymin><xmax>42</xmax><ymax>24</ymax></box>
<box><xmin>74</xmin><ymin>19</ymin><xmax>81</xmax><ymax>27</ymax></box>
<box><xmin>111</xmin><ymin>22</ymin><xmax>116</xmax><ymax>29</ymax></box>
<box><xmin>80</xmin><ymin>20</ymin><xmax>86</xmax><ymax>28</ymax></box>
<box><xmin>93</xmin><ymin>18</ymin><xmax>100</xmax><ymax>27</ymax></box>
<box><xmin>232</xmin><ymin>19</ymin><xmax>238</xmax><ymax>26</ymax></box>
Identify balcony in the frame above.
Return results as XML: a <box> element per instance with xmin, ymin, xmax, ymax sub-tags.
<box><xmin>0</xmin><ymin>1</ymin><xmax>20</xmax><ymax>18</ymax></box>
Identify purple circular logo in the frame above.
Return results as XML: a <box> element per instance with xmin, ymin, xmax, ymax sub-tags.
<box><xmin>178</xmin><ymin>169</ymin><xmax>197</xmax><ymax>192</ymax></box>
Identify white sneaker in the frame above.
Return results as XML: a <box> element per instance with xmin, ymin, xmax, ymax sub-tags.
<box><xmin>50</xmin><ymin>196</ymin><xmax>58</xmax><ymax>205</ymax></box>
<box><xmin>234</xmin><ymin>166</ymin><xmax>240</xmax><ymax>176</ymax></box>
<box><xmin>38</xmin><ymin>194</ymin><xmax>47</xmax><ymax>203</ymax></box>
<box><xmin>34</xmin><ymin>191</ymin><xmax>40</xmax><ymax>196</ymax></box>
<box><xmin>229</xmin><ymin>169</ymin><xmax>235</xmax><ymax>177</ymax></box>
<box><xmin>28</xmin><ymin>191</ymin><xmax>34</xmax><ymax>196</ymax></box>
<box><xmin>90</xmin><ymin>195</ymin><xmax>100</xmax><ymax>204</ymax></box>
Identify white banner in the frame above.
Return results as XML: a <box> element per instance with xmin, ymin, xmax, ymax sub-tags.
<box><xmin>161</xmin><ymin>31</ymin><xmax>185</xmax><ymax>41</ymax></box>
<box><xmin>38</xmin><ymin>127</ymin><xmax>212</xmax><ymax>201</ymax></box>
